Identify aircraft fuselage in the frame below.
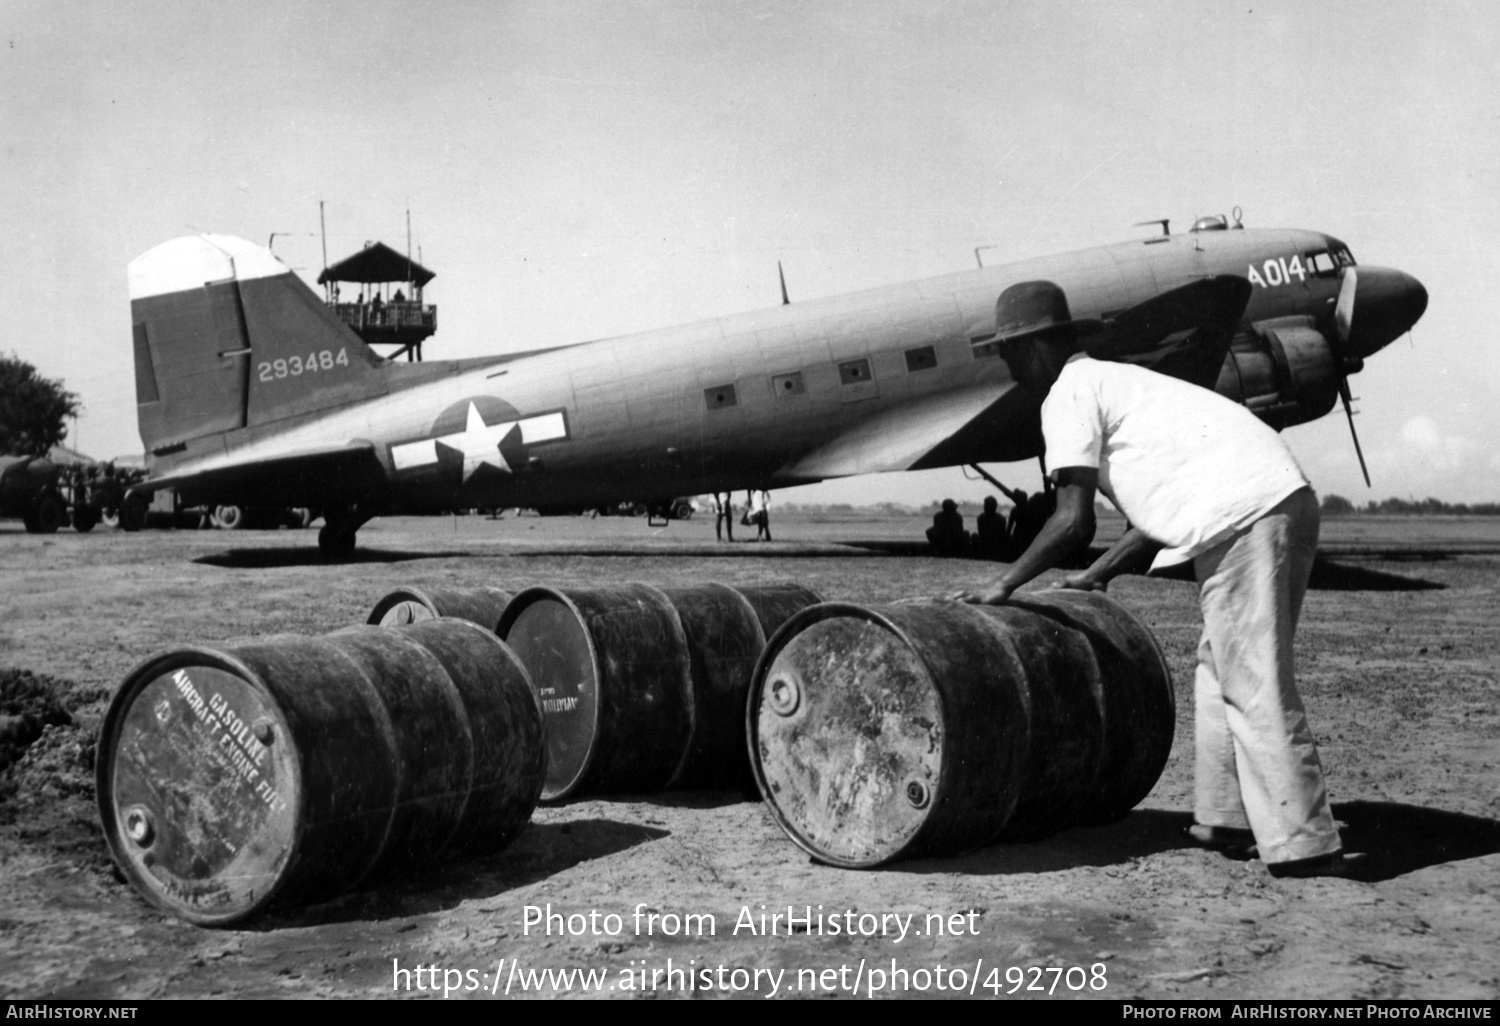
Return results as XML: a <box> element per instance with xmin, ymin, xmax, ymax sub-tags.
<box><xmin>136</xmin><ymin>225</ymin><xmax>1426</xmax><ymax>518</ymax></box>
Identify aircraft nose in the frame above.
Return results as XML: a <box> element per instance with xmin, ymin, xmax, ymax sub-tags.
<box><xmin>1347</xmin><ymin>267</ymin><xmax>1428</xmax><ymax>358</ymax></box>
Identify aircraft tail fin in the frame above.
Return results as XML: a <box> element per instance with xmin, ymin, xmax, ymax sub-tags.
<box><xmin>129</xmin><ymin>235</ymin><xmax>385</xmax><ymax>454</ymax></box>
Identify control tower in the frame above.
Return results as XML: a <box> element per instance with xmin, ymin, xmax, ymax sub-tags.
<box><xmin>317</xmin><ymin>241</ymin><xmax>437</xmax><ymax>361</ymax></box>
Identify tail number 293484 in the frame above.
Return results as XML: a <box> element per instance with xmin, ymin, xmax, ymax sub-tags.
<box><xmin>258</xmin><ymin>348</ymin><xmax>349</xmax><ymax>382</ymax></box>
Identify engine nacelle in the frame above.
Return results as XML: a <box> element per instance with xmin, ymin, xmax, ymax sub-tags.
<box><xmin>1215</xmin><ymin>316</ymin><xmax>1343</xmax><ymax>430</ymax></box>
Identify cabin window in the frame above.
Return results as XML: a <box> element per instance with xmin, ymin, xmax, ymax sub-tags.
<box><xmin>704</xmin><ymin>384</ymin><xmax>738</xmax><ymax>410</ymax></box>
<box><xmin>904</xmin><ymin>346</ymin><xmax>937</xmax><ymax>372</ymax></box>
<box><xmin>838</xmin><ymin>359</ymin><xmax>872</xmax><ymax>385</ymax></box>
<box><xmin>971</xmin><ymin>341</ymin><xmax>1001</xmax><ymax>361</ymax></box>
<box><xmin>1332</xmin><ymin>247</ymin><xmax>1356</xmax><ymax>268</ymax></box>
<box><xmin>772</xmin><ymin>372</ymin><xmax>805</xmax><ymax>397</ymax></box>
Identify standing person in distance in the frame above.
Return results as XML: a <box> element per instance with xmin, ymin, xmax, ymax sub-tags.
<box><xmin>713</xmin><ymin>491</ymin><xmax>734</xmax><ymax>543</ymax></box>
<box><xmin>754</xmin><ymin>489</ymin><xmax>773</xmax><ymax>542</ymax></box>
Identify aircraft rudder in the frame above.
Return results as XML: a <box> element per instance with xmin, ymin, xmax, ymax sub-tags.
<box><xmin>129</xmin><ymin>236</ymin><xmax>257</xmax><ymax>451</ymax></box>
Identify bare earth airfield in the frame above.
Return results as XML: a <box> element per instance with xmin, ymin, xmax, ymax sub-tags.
<box><xmin>1</xmin><ymin>509</ymin><xmax>1496</xmax><ymax>1000</ymax></box>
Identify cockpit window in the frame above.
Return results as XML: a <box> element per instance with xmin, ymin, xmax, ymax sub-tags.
<box><xmin>1308</xmin><ymin>247</ymin><xmax>1356</xmax><ymax>276</ymax></box>
<box><xmin>1308</xmin><ymin>251</ymin><xmax>1338</xmax><ymax>277</ymax></box>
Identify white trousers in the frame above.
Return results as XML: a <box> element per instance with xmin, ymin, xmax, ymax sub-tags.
<box><xmin>1191</xmin><ymin>487</ymin><xmax>1341</xmax><ymax>864</ymax></box>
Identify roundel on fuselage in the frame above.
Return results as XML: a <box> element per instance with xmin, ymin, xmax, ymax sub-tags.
<box><xmin>430</xmin><ymin>395</ymin><xmax>520</xmax><ymax>436</ymax></box>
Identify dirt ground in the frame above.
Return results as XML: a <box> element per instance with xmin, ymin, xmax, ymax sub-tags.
<box><xmin>1</xmin><ymin>510</ymin><xmax>1496</xmax><ymax>1001</ymax></box>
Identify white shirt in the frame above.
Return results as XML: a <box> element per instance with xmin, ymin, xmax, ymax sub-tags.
<box><xmin>1040</xmin><ymin>357</ymin><xmax>1309</xmax><ymax>568</ymax></box>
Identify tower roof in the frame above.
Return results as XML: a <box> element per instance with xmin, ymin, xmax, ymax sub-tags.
<box><xmin>317</xmin><ymin>241</ymin><xmax>434</xmax><ymax>286</ymax></box>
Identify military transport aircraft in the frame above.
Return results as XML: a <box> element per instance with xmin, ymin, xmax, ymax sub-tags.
<box><xmin>122</xmin><ymin>212</ymin><xmax>1426</xmax><ymax>556</ymax></box>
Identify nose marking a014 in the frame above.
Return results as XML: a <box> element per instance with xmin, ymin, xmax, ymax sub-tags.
<box><xmin>1247</xmin><ymin>254</ymin><xmax>1309</xmax><ymax>289</ymax></box>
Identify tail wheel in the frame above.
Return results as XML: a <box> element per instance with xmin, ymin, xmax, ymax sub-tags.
<box><xmin>119</xmin><ymin>492</ymin><xmax>148</xmax><ymax>532</ymax></box>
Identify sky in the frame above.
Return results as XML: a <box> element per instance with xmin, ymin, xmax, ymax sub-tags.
<box><xmin>3</xmin><ymin>0</ymin><xmax>1497</xmax><ymax>507</ymax></box>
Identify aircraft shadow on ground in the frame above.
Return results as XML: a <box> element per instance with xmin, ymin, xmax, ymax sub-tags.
<box><xmin>896</xmin><ymin>808</ymin><xmax>1190</xmax><ymax>876</ymax></box>
<box><xmin>639</xmin><ymin>788</ymin><xmax>763</xmax><ymax>810</ymax></box>
<box><xmin>252</xmin><ymin>818</ymin><xmax>668</xmax><ymax>929</ymax></box>
<box><xmin>1306</xmin><ymin>558</ymin><xmax>1446</xmax><ymax>591</ymax></box>
<box><xmin>895</xmin><ymin>802</ymin><xmax>1498</xmax><ymax>882</ymax></box>
<box><xmin>1148</xmin><ymin>555</ymin><xmax>1445</xmax><ymax>591</ymax></box>
<box><xmin>843</xmin><ymin>540</ymin><xmax>1097</xmax><ymax>569</ymax></box>
<box><xmin>193</xmin><ymin>547</ymin><xmax>461</xmax><ymax>568</ymax></box>
<box><xmin>1332</xmin><ymin>800</ymin><xmax>1500</xmax><ymax>882</ymax></box>
<box><xmin>192</xmin><ymin>543</ymin><xmax>883</xmax><ymax>568</ymax></box>
<box><xmin>844</xmin><ymin>546</ymin><xmax>1446</xmax><ymax>591</ymax></box>
<box><xmin>510</xmin><ymin>545</ymin><xmax>882</xmax><ymax>560</ymax></box>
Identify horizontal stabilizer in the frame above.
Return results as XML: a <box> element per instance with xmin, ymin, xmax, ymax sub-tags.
<box><xmin>139</xmin><ymin>441</ymin><xmax>384</xmax><ymax>509</ymax></box>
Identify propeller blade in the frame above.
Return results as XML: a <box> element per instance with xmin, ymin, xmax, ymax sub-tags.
<box><xmin>1339</xmin><ymin>379</ymin><xmax>1372</xmax><ymax>488</ymax></box>
<box><xmin>1334</xmin><ymin>266</ymin><xmax>1358</xmax><ymax>344</ymax></box>
<box><xmin>1330</xmin><ymin>268</ymin><xmax>1370</xmax><ymax>485</ymax></box>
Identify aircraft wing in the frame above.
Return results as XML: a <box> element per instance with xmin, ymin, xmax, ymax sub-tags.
<box><xmin>1082</xmin><ymin>275</ymin><xmax>1253</xmax><ymax>389</ymax></box>
<box><xmin>779</xmin><ymin>276</ymin><xmax>1255</xmax><ymax>482</ymax></box>
<box><xmin>776</xmin><ymin>382</ymin><xmax>1013</xmax><ymax>480</ymax></box>
<box><xmin>138</xmin><ymin>442</ymin><xmax>386</xmax><ymax>508</ymax></box>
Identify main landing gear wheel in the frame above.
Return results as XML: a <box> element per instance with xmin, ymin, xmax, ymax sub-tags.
<box><xmin>119</xmin><ymin>492</ymin><xmax>148</xmax><ymax>532</ymax></box>
<box><xmin>318</xmin><ymin>521</ymin><xmax>357</xmax><ymax>559</ymax></box>
<box><xmin>318</xmin><ymin>506</ymin><xmax>374</xmax><ymax>559</ymax></box>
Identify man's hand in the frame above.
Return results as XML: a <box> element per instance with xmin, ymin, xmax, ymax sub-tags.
<box><xmin>945</xmin><ymin>468</ymin><xmax>1099</xmax><ymax>605</ymax></box>
<box><xmin>1059</xmin><ymin>525</ymin><xmax>1162</xmax><ymax>593</ymax></box>
<box><xmin>1053</xmin><ymin>571</ymin><xmax>1106</xmax><ymax>592</ymax></box>
<box><xmin>947</xmin><ymin>581</ymin><xmax>1016</xmax><ymax>605</ymax></box>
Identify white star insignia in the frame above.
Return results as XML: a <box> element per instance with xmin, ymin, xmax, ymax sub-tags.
<box><xmin>435</xmin><ymin>401</ymin><xmax>517</xmax><ymax>481</ymax></box>
<box><xmin>389</xmin><ymin>406</ymin><xmax>567</xmax><ymax>476</ymax></box>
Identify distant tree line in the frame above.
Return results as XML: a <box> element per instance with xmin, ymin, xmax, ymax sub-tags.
<box><xmin>0</xmin><ymin>355</ymin><xmax>79</xmax><ymax>457</ymax></box>
<box><xmin>736</xmin><ymin>496</ymin><xmax>1500</xmax><ymax>518</ymax></box>
<box><xmin>776</xmin><ymin>499</ymin><xmax>1126</xmax><ymax>516</ymax></box>
<box><xmin>1320</xmin><ymin>494</ymin><xmax>1500</xmax><ymax>516</ymax></box>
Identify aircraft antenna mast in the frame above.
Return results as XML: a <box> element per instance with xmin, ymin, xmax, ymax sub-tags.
<box><xmin>319</xmin><ymin>201</ymin><xmax>330</xmax><ymax>301</ymax></box>
<box><xmin>778</xmin><ymin>261</ymin><xmax>790</xmax><ymax>305</ymax></box>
